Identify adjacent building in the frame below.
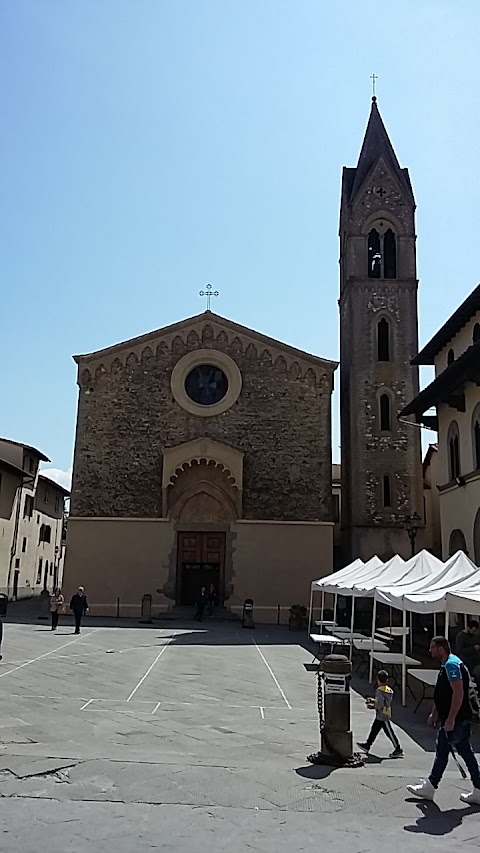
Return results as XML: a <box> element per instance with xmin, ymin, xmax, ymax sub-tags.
<box><xmin>0</xmin><ymin>439</ymin><xmax>69</xmax><ymax>599</ymax></box>
<box><xmin>401</xmin><ymin>285</ymin><xmax>480</xmax><ymax>561</ymax></box>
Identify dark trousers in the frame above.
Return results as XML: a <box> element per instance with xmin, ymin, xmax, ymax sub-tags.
<box><xmin>51</xmin><ymin>611</ymin><xmax>59</xmax><ymax>630</ymax></box>
<box><xmin>74</xmin><ymin>612</ymin><xmax>83</xmax><ymax>633</ymax></box>
<box><xmin>365</xmin><ymin>717</ymin><xmax>401</xmax><ymax>750</ymax></box>
<box><xmin>430</xmin><ymin>721</ymin><xmax>480</xmax><ymax>789</ymax></box>
<box><xmin>195</xmin><ymin>604</ymin><xmax>205</xmax><ymax>622</ymax></box>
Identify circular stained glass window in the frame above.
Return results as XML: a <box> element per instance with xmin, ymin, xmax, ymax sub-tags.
<box><xmin>185</xmin><ymin>364</ymin><xmax>229</xmax><ymax>406</ymax></box>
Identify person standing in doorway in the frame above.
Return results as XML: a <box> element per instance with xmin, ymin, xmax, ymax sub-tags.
<box><xmin>70</xmin><ymin>586</ymin><xmax>89</xmax><ymax>634</ymax></box>
<box><xmin>49</xmin><ymin>587</ymin><xmax>65</xmax><ymax>631</ymax></box>
<box><xmin>207</xmin><ymin>584</ymin><xmax>216</xmax><ymax>618</ymax></box>
<box><xmin>195</xmin><ymin>587</ymin><xmax>207</xmax><ymax>622</ymax></box>
<box><xmin>408</xmin><ymin>636</ymin><xmax>480</xmax><ymax>803</ymax></box>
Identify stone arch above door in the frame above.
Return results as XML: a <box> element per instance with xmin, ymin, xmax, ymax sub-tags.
<box><xmin>163</xmin><ymin>439</ymin><xmax>243</xmax><ymax>518</ymax></box>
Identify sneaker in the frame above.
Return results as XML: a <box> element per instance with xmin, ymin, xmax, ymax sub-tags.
<box><xmin>357</xmin><ymin>742</ymin><xmax>370</xmax><ymax>753</ymax></box>
<box><xmin>460</xmin><ymin>788</ymin><xmax>480</xmax><ymax>805</ymax></box>
<box><xmin>407</xmin><ymin>779</ymin><xmax>435</xmax><ymax>800</ymax></box>
<box><xmin>390</xmin><ymin>748</ymin><xmax>404</xmax><ymax>759</ymax></box>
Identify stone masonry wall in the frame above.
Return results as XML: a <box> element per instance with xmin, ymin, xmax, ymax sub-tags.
<box><xmin>71</xmin><ymin>321</ymin><xmax>335</xmax><ymax>522</ymax></box>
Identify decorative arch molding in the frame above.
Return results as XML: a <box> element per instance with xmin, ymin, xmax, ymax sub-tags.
<box><xmin>169</xmin><ymin>479</ymin><xmax>238</xmax><ymax>523</ymax></box>
<box><xmin>162</xmin><ymin>438</ymin><xmax>244</xmax><ymax>517</ymax></box>
<box><xmin>76</xmin><ymin>321</ymin><xmax>333</xmax><ymax>386</ymax></box>
<box><xmin>361</xmin><ymin>210</ymin><xmax>405</xmax><ymax>237</ymax></box>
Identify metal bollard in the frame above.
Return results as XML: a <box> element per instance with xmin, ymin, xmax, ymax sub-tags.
<box><xmin>319</xmin><ymin>654</ymin><xmax>353</xmax><ymax>759</ymax></box>
<box><xmin>242</xmin><ymin>598</ymin><xmax>255</xmax><ymax>629</ymax></box>
<box><xmin>140</xmin><ymin>594</ymin><xmax>152</xmax><ymax>623</ymax></box>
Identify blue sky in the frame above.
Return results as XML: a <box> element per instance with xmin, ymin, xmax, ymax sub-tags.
<box><xmin>2</xmin><ymin>1</ymin><xmax>480</xmax><ymax>483</ymax></box>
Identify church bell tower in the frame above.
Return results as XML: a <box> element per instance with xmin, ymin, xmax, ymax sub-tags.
<box><xmin>339</xmin><ymin>97</ymin><xmax>423</xmax><ymax>561</ymax></box>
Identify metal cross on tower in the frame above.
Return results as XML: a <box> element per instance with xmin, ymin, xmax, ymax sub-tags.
<box><xmin>199</xmin><ymin>283</ymin><xmax>219</xmax><ymax>311</ymax></box>
<box><xmin>370</xmin><ymin>73</ymin><xmax>378</xmax><ymax>99</ymax></box>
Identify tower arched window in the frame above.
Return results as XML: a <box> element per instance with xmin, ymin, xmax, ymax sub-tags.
<box><xmin>472</xmin><ymin>405</ymin><xmax>480</xmax><ymax>470</ymax></box>
<box><xmin>367</xmin><ymin>225</ymin><xmax>397</xmax><ymax>279</ymax></box>
<box><xmin>448</xmin><ymin>421</ymin><xmax>461</xmax><ymax>480</ymax></box>
<box><xmin>384</xmin><ymin>229</ymin><xmax>396</xmax><ymax>278</ymax></box>
<box><xmin>447</xmin><ymin>349</ymin><xmax>455</xmax><ymax>366</ymax></box>
<box><xmin>473</xmin><ymin>323</ymin><xmax>480</xmax><ymax>344</ymax></box>
<box><xmin>379</xmin><ymin>393</ymin><xmax>392</xmax><ymax>431</ymax></box>
<box><xmin>377</xmin><ymin>318</ymin><xmax>390</xmax><ymax>361</ymax></box>
<box><xmin>368</xmin><ymin>229</ymin><xmax>381</xmax><ymax>278</ymax></box>
<box><xmin>382</xmin><ymin>474</ymin><xmax>392</xmax><ymax>508</ymax></box>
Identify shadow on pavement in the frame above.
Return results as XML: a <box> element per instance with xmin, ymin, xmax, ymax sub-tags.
<box><xmin>404</xmin><ymin>800</ymin><xmax>479</xmax><ymax>835</ymax></box>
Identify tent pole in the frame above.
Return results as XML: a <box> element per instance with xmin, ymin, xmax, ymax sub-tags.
<box><xmin>409</xmin><ymin>611</ymin><xmax>413</xmax><ymax>653</ymax></box>
<box><xmin>433</xmin><ymin>613</ymin><xmax>437</xmax><ymax>637</ymax></box>
<box><xmin>333</xmin><ymin>593</ymin><xmax>338</xmax><ymax>627</ymax></box>
<box><xmin>349</xmin><ymin>593</ymin><xmax>355</xmax><ymax>660</ymax></box>
<box><xmin>320</xmin><ymin>589</ymin><xmax>325</xmax><ymax>627</ymax></box>
<box><xmin>307</xmin><ymin>588</ymin><xmax>313</xmax><ymax>635</ymax></box>
<box><xmin>369</xmin><ymin>597</ymin><xmax>377</xmax><ymax>683</ymax></box>
<box><xmin>445</xmin><ymin>610</ymin><xmax>450</xmax><ymax>643</ymax></box>
<box><xmin>402</xmin><ymin>607</ymin><xmax>407</xmax><ymax>707</ymax></box>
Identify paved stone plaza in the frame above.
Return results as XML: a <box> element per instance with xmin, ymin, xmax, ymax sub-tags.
<box><xmin>0</xmin><ymin>618</ymin><xmax>479</xmax><ymax>851</ymax></box>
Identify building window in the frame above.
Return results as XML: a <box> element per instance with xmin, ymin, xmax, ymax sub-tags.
<box><xmin>332</xmin><ymin>494</ymin><xmax>340</xmax><ymax>523</ymax></box>
<box><xmin>447</xmin><ymin>348</ymin><xmax>455</xmax><ymax>366</ymax></box>
<box><xmin>448</xmin><ymin>528</ymin><xmax>467</xmax><ymax>556</ymax></box>
<box><xmin>14</xmin><ymin>558</ymin><xmax>20</xmax><ymax>569</ymax></box>
<box><xmin>39</xmin><ymin>524</ymin><xmax>52</xmax><ymax>544</ymax></box>
<box><xmin>382</xmin><ymin>475</ymin><xmax>392</xmax><ymax>508</ymax></box>
<box><xmin>36</xmin><ymin>558</ymin><xmax>43</xmax><ymax>584</ymax></box>
<box><xmin>368</xmin><ymin>227</ymin><xmax>396</xmax><ymax>279</ymax></box>
<box><xmin>368</xmin><ymin>229</ymin><xmax>381</xmax><ymax>278</ymax></box>
<box><xmin>22</xmin><ymin>537</ymin><xmax>27</xmax><ymax>553</ymax></box>
<box><xmin>384</xmin><ymin>229</ymin><xmax>397</xmax><ymax>279</ymax></box>
<box><xmin>379</xmin><ymin>393</ymin><xmax>392</xmax><ymax>431</ymax></box>
<box><xmin>473</xmin><ymin>323</ymin><xmax>480</xmax><ymax>343</ymax></box>
<box><xmin>55</xmin><ymin>495</ymin><xmax>60</xmax><ymax>513</ymax></box>
<box><xmin>473</xmin><ymin>405</ymin><xmax>480</xmax><ymax>470</ymax></box>
<box><xmin>44</xmin><ymin>487</ymin><xmax>49</xmax><ymax>504</ymax></box>
<box><xmin>23</xmin><ymin>495</ymin><xmax>34</xmax><ymax>519</ymax></box>
<box><xmin>448</xmin><ymin>421</ymin><xmax>461</xmax><ymax>480</ymax></box>
<box><xmin>29</xmin><ymin>457</ymin><xmax>35</xmax><ymax>473</ymax></box>
<box><xmin>377</xmin><ymin>318</ymin><xmax>390</xmax><ymax>361</ymax></box>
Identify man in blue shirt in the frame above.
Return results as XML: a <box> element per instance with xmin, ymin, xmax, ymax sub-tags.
<box><xmin>408</xmin><ymin>636</ymin><xmax>480</xmax><ymax>803</ymax></box>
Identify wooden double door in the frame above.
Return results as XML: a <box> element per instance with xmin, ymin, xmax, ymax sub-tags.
<box><xmin>177</xmin><ymin>531</ymin><xmax>225</xmax><ymax>606</ymax></box>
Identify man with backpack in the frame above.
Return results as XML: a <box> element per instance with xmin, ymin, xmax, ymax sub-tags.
<box><xmin>408</xmin><ymin>636</ymin><xmax>480</xmax><ymax>803</ymax></box>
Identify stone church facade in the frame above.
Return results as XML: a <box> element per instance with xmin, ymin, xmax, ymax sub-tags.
<box><xmin>64</xmin><ymin>97</ymin><xmax>424</xmax><ymax>616</ymax></box>
<box><xmin>65</xmin><ymin>314</ymin><xmax>337</xmax><ymax>619</ymax></box>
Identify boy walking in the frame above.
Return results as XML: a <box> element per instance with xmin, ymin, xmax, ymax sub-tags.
<box><xmin>358</xmin><ymin>670</ymin><xmax>404</xmax><ymax>758</ymax></box>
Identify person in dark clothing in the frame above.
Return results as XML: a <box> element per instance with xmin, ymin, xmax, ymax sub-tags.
<box><xmin>456</xmin><ymin>620</ymin><xmax>480</xmax><ymax>681</ymax></box>
<box><xmin>70</xmin><ymin>586</ymin><xmax>89</xmax><ymax>634</ymax></box>
<box><xmin>207</xmin><ymin>584</ymin><xmax>216</xmax><ymax>618</ymax></box>
<box><xmin>408</xmin><ymin>636</ymin><xmax>480</xmax><ymax>803</ymax></box>
<box><xmin>195</xmin><ymin>587</ymin><xmax>207</xmax><ymax>622</ymax></box>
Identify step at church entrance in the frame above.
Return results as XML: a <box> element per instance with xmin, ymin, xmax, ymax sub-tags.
<box><xmin>176</xmin><ymin>531</ymin><xmax>225</xmax><ymax>606</ymax></box>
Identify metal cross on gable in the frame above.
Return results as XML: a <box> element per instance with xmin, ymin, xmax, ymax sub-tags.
<box><xmin>199</xmin><ymin>283</ymin><xmax>219</xmax><ymax>311</ymax></box>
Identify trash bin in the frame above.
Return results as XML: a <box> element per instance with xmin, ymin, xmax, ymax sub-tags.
<box><xmin>0</xmin><ymin>594</ymin><xmax>7</xmax><ymax>617</ymax></box>
<box><xmin>242</xmin><ymin>598</ymin><xmax>255</xmax><ymax>629</ymax></box>
<box><xmin>140</xmin><ymin>594</ymin><xmax>152</xmax><ymax>623</ymax></box>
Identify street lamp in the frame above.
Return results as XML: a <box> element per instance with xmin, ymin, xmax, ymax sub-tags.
<box><xmin>404</xmin><ymin>512</ymin><xmax>422</xmax><ymax>558</ymax></box>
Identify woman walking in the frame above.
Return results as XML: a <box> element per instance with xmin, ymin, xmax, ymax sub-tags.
<box><xmin>50</xmin><ymin>587</ymin><xmax>65</xmax><ymax>631</ymax></box>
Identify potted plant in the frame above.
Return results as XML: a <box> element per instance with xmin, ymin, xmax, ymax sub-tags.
<box><xmin>289</xmin><ymin>604</ymin><xmax>307</xmax><ymax>631</ymax></box>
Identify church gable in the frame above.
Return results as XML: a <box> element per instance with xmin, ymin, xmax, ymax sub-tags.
<box><xmin>73</xmin><ymin>312</ymin><xmax>337</xmax><ymax>387</ymax></box>
<box><xmin>350</xmin><ymin>157</ymin><xmax>413</xmax><ymax>232</ymax></box>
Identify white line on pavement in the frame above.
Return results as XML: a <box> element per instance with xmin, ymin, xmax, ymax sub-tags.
<box><xmin>251</xmin><ymin>638</ymin><xmax>292</xmax><ymax>709</ymax></box>
<box><xmin>80</xmin><ymin>698</ymin><xmax>95</xmax><ymax>711</ymax></box>
<box><xmin>152</xmin><ymin>701</ymin><xmax>161</xmax><ymax>715</ymax></box>
<box><xmin>0</xmin><ymin>629</ymin><xmax>102</xmax><ymax>680</ymax></box>
<box><xmin>126</xmin><ymin>633</ymin><xmax>176</xmax><ymax>701</ymax></box>
<box><xmin>260</xmin><ymin>706</ymin><xmax>265</xmax><ymax>719</ymax></box>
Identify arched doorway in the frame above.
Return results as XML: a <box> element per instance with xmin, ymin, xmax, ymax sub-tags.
<box><xmin>448</xmin><ymin>528</ymin><xmax>467</xmax><ymax>556</ymax></box>
<box><xmin>167</xmin><ymin>460</ymin><xmax>238</xmax><ymax>606</ymax></box>
<box><xmin>474</xmin><ymin>509</ymin><xmax>480</xmax><ymax>565</ymax></box>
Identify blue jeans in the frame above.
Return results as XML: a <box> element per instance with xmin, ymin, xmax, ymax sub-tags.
<box><xmin>430</xmin><ymin>720</ymin><xmax>480</xmax><ymax>788</ymax></box>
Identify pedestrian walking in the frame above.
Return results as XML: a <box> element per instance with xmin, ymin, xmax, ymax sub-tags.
<box><xmin>195</xmin><ymin>587</ymin><xmax>207</xmax><ymax>622</ymax></box>
<box><xmin>49</xmin><ymin>587</ymin><xmax>65</xmax><ymax>631</ymax></box>
<box><xmin>70</xmin><ymin>586</ymin><xmax>89</xmax><ymax>634</ymax></box>
<box><xmin>357</xmin><ymin>669</ymin><xmax>404</xmax><ymax>758</ymax></box>
<box><xmin>408</xmin><ymin>636</ymin><xmax>480</xmax><ymax>803</ymax></box>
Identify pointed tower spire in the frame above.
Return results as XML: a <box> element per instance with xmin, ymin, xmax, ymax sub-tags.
<box><xmin>349</xmin><ymin>98</ymin><xmax>413</xmax><ymax>201</ymax></box>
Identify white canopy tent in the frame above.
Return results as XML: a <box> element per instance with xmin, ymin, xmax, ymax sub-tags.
<box><xmin>308</xmin><ymin>557</ymin><xmax>377</xmax><ymax>633</ymax></box>
<box><xmin>372</xmin><ymin>551</ymin><xmax>480</xmax><ymax>705</ymax></box>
